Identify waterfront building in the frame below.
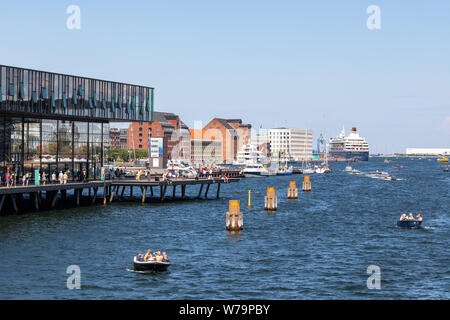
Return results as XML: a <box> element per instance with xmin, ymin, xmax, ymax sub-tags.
<box><xmin>119</xmin><ymin>128</ymin><xmax>128</xmax><ymax>149</ymax></box>
<box><xmin>202</xmin><ymin>118</ymin><xmax>251</xmax><ymax>164</ymax></box>
<box><xmin>127</xmin><ymin>121</ymin><xmax>151</xmax><ymax>151</ymax></box>
<box><xmin>0</xmin><ymin>64</ymin><xmax>153</xmax><ymax>179</ymax></box>
<box><xmin>405</xmin><ymin>148</ymin><xmax>450</xmax><ymax>156</ymax></box>
<box><xmin>190</xmin><ymin>129</ymin><xmax>222</xmax><ymax>167</ymax></box>
<box><xmin>149</xmin><ymin>112</ymin><xmax>191</xmax><ymax>168</ymax></box>
<box><xmin>109</xmin><ymin>127</ymin><xmax>121</xmax><ymax>149</ymax></box>
<box><xmin>268</xmin><ymin>128</ymin><xmax>313</xmax><ymax>161</ymax></box>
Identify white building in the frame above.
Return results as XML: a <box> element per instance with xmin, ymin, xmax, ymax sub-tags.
<box><xmin>269</xmin><ymin>128</ymin><xmax>313</xmax><ymax>161</ymax></box>
<box><xmin>406</xmin><ymin>148</ymin><xmax>450</xmax><ymax>155</ymax></box>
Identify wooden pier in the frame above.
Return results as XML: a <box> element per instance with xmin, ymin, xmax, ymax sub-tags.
<box><xmin>0</xmin><ymin>177</ymin><xmax>240</xmax><ymax>215</ymax></box>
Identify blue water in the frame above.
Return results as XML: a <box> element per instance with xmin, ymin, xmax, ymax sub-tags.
<box><xmin>0</xmin><ymin>158</ymin><xmax>448</xmax><ymax>299</ymax></box>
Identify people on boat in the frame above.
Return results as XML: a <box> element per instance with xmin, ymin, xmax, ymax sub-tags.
<box><xmin>400</xmin><ymin>214</ymin><xmax>407</xmax><ymax>221</ymax></box>
<box><xmin>162</xmin><ymin>252</ymin><xmax>169</xmax><ymax>262</ymax></box>
<box><xmin>143</xmin><ymin>249</ymin><xmax>153</xmax><ymax>261</ymax></box>
<box><xmin>416</xmin><ymin>214</ymin><xmax>422</xmax><ymax>221</ymax></box>
<box><xmin>136</xmin><ymin>252</ymin><xmax>144</xmax><ymax>261</ymax></box>
<box><xmin>155</xmin><ymin>251</ymin><xmax>163</xmax><ymax>262</ymax></box>
<box><xmin>408</xmin><ymin>213</ymin><xmax>415</xmax><ymax>220</ymax></box>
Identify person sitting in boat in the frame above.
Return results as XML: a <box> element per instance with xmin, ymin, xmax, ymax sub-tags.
<box><xmin>416</xmin><ymin>214</ymin><xmax>423</xmax><ymax>221</ymax></box>
<box><xmin>162</xmin><ymin>252</ymin><xmax>169</xmax><ymax>262</ymax></box>
<box><xmin>136</xmin><ymin>252</ymin><xmax>144</xmax><ymax>261</ymax></box>
<box><xmin>400</xmin><ymin>214</ymin><xmax>407</xmax><ymax>221</ymax></box>
<box><xmin>143</xmin><ymin>249</ymin><xmax>153</xmax><ymax>261</ymax></box>
<box><xmin>155</xmin><ymin>251</ymin><xmax>163</xmax><ymax>262</ymax></box>
<box><xmin>408</xmin><ymin>213</ymin><xmax>415</xmax><ymax>220</ymax></box>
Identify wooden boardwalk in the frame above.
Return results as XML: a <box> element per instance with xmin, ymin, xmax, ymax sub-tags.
<box><xmin>0</xmin><ymin>177</ymin><xmax>240</xmax><ymax>215</ymax></box>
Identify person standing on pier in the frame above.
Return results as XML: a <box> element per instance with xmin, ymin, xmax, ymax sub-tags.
<box><xmin>51</xmin><ymin>171</ymin><xmax>56</xmax><ymax>184</ymax></box>
<box><xmin>58</xmin><ymin>171</ymin><xmax>63</xmax><ymax>184</ymax></box>
<box><xmin>63</xmin><ymin>172</ymin><xmax>68</xmax><ymax>184</ymax></box>
<box><xmin>6</xmin><ymin>171</ymin><xmax>11</xmax><ymax>188</ymax></box>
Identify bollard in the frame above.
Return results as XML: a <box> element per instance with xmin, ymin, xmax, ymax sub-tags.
<box><xmin>287</xmin><ymin>181</ymin><xmax>298</xmax><ymax>199</ymax></box>
<box><xmin>302</xmin><ymin>176</ymin><xmax>311</xmax><ymax>192</ymax></box>
<box><xmin>248</xmin><ymin>189</ymin><xmax>251</xmax><ymax>207</ymax></box>
<box><xmin>226</xmin><ymin>200</ymin><xmax>243</xmax><ymax>231</ymax></box>
<box><xmin>264</xmin><ymin>187</ymin><xmax>277</xmax><ymax>211</ymax></box>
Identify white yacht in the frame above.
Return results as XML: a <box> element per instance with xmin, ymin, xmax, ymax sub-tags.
<box><xmin>243</xmin><ymin>163</ymin><xmax>270</xmax><ymax>177</ymax></box>
<box><xmin>234</xmin><ymin>144</ymin><xmax>268</xmax><ymax>166</ymax></box>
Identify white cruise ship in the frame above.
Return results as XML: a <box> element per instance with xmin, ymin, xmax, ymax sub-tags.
<box><xmin>329</xmin><ymin>127</ymin><xmax>369</xmax><ymax>161</ymax></box>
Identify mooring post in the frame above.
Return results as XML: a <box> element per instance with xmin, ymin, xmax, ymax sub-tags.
<box><xmin>120</xmin><ymin>186</ymin><xmax>126</xmax><ymax>198</ymax></box>
<box><xmin>172</xmin><ymin>185</ymin><xmax>176</xmax><ymax>199</ymax></box>
<box><xmin>264</xmin><ymin>187</ymin><xmax>277</xmax><ymax>211</ymax></box>
<box><xmin>302</xmin><ymin>176</ymin><xmax>311</xmax><ymax>192</ymax></box>
<box><xmin>226</xmin><ymin>200</ymin><xmax>243</xmax><ymax>231</ymax></box>
<box><xmin>150</xmin><ymin>186</ymin><xmax>153</xmax><ymax>197</ymax></box>
<box><xmin>288</xmin><ymin>181</ymin><xmax>298</xmax><ymax>199</ymax></box>
<box><xmin>130</xmin><ymin>185</ymin><xmax>133</xmax><ymax>201</ymax></box>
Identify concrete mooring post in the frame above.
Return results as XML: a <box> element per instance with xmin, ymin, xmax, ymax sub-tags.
<box><xmin>302</xmin><ymin>176</ymin><xmax>311</xmax><ymax>192</ymax></box>
<box><xmin>226</xmin><ymin>200</ymin><xmax>243</xmax><ymax>231</ymax></box>
<box><xmin>264</xmin><ymin>187</ymin><xmax>277</xmax><ymax>211</ymax></box>
<box><xmin>288</xmin><ymin>181</ymin><xmax>298</xmax><ymax>199</ymax></box>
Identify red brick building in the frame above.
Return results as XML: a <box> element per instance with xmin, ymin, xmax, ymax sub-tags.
<box><xmin>126</xmin><ymin>121</ymin><xmax>150</xmax><ymax>151</ymax></box>
<box><xmin>149</xmin><ymin>112</ymin><xmax>191</xmax><ymax>168</ymax></box>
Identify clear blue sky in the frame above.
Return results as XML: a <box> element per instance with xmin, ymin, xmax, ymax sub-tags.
<box><xmin>1</xmin><ymin>0</ymin><xmax>449</xmax><ymax>153</ymax></box>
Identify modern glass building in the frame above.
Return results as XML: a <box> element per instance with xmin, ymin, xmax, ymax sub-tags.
<box><xmin>0</xmin><ymin>65</ymin><xmax>154</xmax><ymax>180</ymax></box>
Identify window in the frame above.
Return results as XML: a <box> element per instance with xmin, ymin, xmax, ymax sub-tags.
<box><xmin>139</xmin><ymin>145</ymin><xmax>142</xmax><ymax>149</ymax></box>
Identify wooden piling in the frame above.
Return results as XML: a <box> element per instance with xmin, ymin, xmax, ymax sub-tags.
<box><xmin>226</xmin><ymin>200</ymin><xmax>243</xmax><ymax>231</ymax></box>
<box><xmin>288</xmin><ymin>181</ymin><xmax>298</xmax><ymax>199</ymax></box>
<box><xmin>264</xmin><ymin>187</ymin><xmax>277</xmax><ymax>211</ymax></box>
<box><xmin>302</xmin><ymin>176</ymin><xmax>311</xmax><ymax>192</ymax></box>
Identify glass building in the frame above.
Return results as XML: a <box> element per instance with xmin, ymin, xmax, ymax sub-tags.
<box><xmin>0</xmin><ymin>65</ymin><xmax>154</xmax><ymax>180</ymax></box>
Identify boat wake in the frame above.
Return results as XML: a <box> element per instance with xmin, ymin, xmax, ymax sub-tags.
<box><xmin>126</xmin><ymin>268</ymin><xmax>156</xmax><ymax>274</ymax></box>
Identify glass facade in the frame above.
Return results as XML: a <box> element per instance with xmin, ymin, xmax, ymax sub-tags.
<box><xmin>0</xmin><ymin>65</ymin><xmax>154</xmax><ymax>122</ymax></box>
<box><xmin>0</xmin><ymin>65</ymin><xmax>154</xmax><ymax>181</ymax></box>
<box><xmin>0</xmin><ymin>117</ymin><xmax>109</xmax><ymax>181</ymax></box>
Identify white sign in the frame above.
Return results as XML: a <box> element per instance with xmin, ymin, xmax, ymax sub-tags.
<box><xmin>150</xmin><ymin>138</ymin><xmax>163</xmax><ymax>158</ymax></box>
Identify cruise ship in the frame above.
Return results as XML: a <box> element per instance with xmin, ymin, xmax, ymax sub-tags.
<box><xmin>329</xmin><ymin>127</ymin><xmax>369</xmax><ymax>161</ymax></box>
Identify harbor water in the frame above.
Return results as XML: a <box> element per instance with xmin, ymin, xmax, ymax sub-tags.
<box><xmin>0</xmin><ymin>158</ymin><xmax>448</xmax><ymax>299</ymax></box>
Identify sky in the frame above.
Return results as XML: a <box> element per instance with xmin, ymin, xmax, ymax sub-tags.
<box><xmin>1</xmin><ymin>0</ymin><xmax>449</xmax><ymax>154</ymax></box>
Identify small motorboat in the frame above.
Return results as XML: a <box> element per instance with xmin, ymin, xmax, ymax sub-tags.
<box><xmin>133</xmin><ymin>256</ymin><xmax>171</xmax><ymax>272</ymax></box>
<box><xmin>397</xmin><ymin>220</ymin><xmax>422</xmax><ymax>228</ymax></box>
<box><xmin>345</xmin><ymin>165</ymin><xmax>352</xmax><ymax>172</ymax></box>
<box><xmin>437</xmin><ymin>157</ymin><xmax>448</xmax><ymax>162</ymax></box>
<box><xmin>351</xmin><ymin>169</ymin><xmax>361</xmax><ymax>174</ymax></box>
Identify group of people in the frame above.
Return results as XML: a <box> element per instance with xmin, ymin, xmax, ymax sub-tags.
<box><xmin>136</xmin><ymin>250</ymin><xmax>169</xmax><ymax>262</ymax></box>
<box><xmin>400</xmin><ymin>213</ymin><xmax>422</xmax><ymax>221</ymax></box>
<box><xmin>0</xmin><ymin>168</ymin><xmax>91</xmax><ymax>188</ymax></box>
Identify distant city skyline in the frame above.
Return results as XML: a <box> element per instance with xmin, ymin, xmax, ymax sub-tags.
<box><xmin>2</xmin><ymin>1</ymin><xmax>449</xmax><ymax>154</ymax></box>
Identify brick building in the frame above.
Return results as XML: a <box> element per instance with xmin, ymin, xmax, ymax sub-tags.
<box><xmin>126</xmin><ymin>121</ymin><xmax>150</xmax><ymax>151</ymax></box>
<box><xmin>149</xmin><ymin>112</ymin><xmax>191</xmax><ymax>168</ymax></box>
<box><xmin>202</xmin><ymin>118</ymin><xmax>251</xmax><ymax>164</ymax></box>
